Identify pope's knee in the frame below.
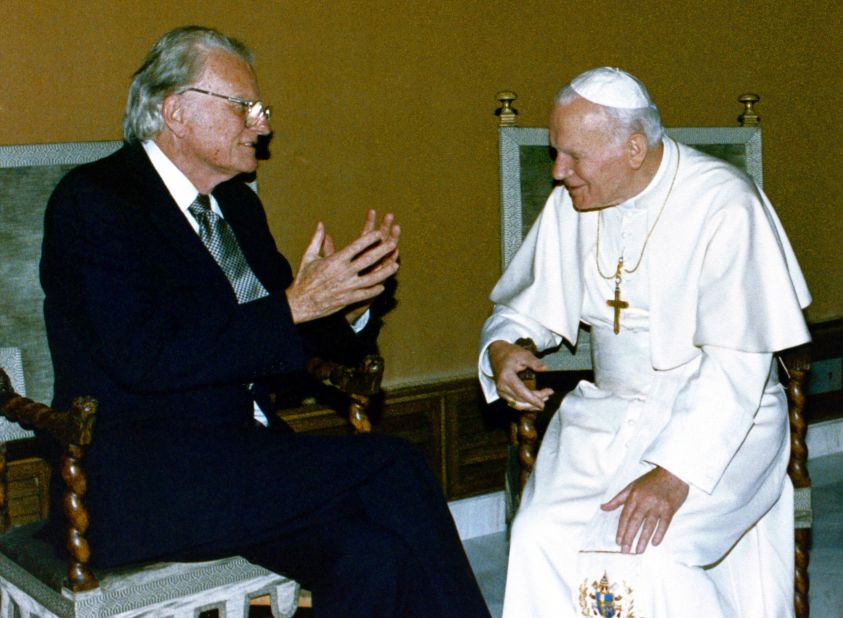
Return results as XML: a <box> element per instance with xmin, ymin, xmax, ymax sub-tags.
<box><xmin>510</xmin><ymin>502</ymin><xmax>558</xmax><ymax>550</ymax></box>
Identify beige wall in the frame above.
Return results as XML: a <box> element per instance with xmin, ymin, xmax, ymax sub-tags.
<box><xmin>2</xmin><ymin>1</ymin><xmax>840</xmax><ymax>386</ymax></box>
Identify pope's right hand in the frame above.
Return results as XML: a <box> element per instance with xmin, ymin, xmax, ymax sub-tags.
<box><xmin>488</xmin><ymin>340</ymin><xmax>553</xmax><ymax>411</ymax></box>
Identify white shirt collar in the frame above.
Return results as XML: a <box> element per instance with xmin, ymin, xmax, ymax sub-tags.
<box><xmin>142</xmin><ymin>140</ymin><xmax>222</xmax><ymax>219</ymax></box>
<box><xmin>617</xmin><ymin>136</ymin><xmax>675</xmax><ymax>212</ymax></box>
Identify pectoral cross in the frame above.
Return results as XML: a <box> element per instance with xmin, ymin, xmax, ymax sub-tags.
<box><xmin>606</xmin><ymin>259</ymin><xmax>628</xmax><ymax>334</ymax></box>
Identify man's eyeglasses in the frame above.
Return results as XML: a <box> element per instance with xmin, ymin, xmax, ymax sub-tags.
<box><xmin>182</xmin><ymin>87</ymin><xmax>272</xmax><ymax>128</ymax></box>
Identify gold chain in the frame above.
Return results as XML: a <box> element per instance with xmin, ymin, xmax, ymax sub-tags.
<box><xmin>596</xmin><ymin>146</ymin><xmax>681</xmax><ymax>280</ymax></box>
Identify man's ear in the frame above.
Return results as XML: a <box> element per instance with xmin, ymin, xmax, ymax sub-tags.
<box><xmin>161</xmin><ymin>94</ymin><xmax>187</xmax><ymax>138</ymax></box>
<box><xmin>626</xmin><ymin>133</ymin><xmax>648</xmax><ymax>170</ymax></box>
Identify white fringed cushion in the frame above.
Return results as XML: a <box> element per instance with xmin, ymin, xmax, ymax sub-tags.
<box><xmin>0</xmin><ymin>547</ymin><xmax>300</xmax><ymax>618</ymax></box>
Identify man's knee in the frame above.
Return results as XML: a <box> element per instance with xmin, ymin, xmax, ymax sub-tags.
<box><xmin>367</xmin><ymin>432</ymin><xmax>426</xmax><ymax>464</ymax></box>
<box><xmin>363</xmin><ymin>433</ymin><xmax>437</xmax><ymax>487</ymax></box>
<box><xmin>339</xmin><ymin>525</ymin><xmax>411</xmax><ymax>576</ymax></box>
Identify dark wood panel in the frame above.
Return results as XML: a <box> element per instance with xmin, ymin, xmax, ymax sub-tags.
<box><xmin>373</xmin><ymin>393</ymin><xmax>444</xmax><ymax>488</ymax></box>
<box><xmin>443</xmin><ymin>382</ymin><xmax>507</xmax><ymax>499</ymax></box>
<box><xmin>277</xmin><ymin>404</ymin><xmax>355</xmax><ymax>436</ymax></box>
<box><xmin>6</xmin><ymin>457</ymin><xmax>50</xmax><ymax>527</ymax></box>
<box><xmin>807</xmin><ymin>319</ymin><xmax>843</xmax><ymax>423</ymax></box>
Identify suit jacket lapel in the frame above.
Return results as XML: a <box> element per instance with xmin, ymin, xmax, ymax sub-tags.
<box><xmin>118</xmin><ymin>144</ymin><xmax>236</xmax><ymax>297</ymax></box>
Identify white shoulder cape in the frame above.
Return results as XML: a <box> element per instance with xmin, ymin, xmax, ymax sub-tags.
<box><xmin>490</xmin><ymin>140</ymin><xmax>812</xmax><ymax>369</ymax></box>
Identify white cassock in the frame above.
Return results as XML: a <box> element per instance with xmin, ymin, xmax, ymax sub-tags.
<box><xmin>479</xmin><ymin>138</ymin><xmax>812</xmax><ymax>617</ymax></box>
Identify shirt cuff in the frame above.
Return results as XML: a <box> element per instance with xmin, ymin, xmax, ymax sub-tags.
<box><xmin>350</xmin><ymin>309</ymin><xmax>370</xmax><ymax>334</ymax></box>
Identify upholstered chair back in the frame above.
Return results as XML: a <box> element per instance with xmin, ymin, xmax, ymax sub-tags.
<box><xmin>0</xmin><ymin>142</ymin><xmax>122</xmax><ymax>409</ymax></box>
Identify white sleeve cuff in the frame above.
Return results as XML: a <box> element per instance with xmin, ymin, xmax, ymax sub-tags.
<box><xmin>350</xmin><ymin>309</ymin><xmax>371</xmax><ymax>334</ymax></box>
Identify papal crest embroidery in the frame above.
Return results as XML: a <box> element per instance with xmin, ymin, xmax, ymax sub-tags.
<box><xmin>578</xmin><ymin>571</ymin><xmax>637</xmax><ymax>618</ymax></box>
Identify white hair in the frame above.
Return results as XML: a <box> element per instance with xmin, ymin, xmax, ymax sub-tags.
<box><xmin>554</xmin><ymin>84</ymin><xmax>664</xmax><ymax>148</ymax></box>
<box><xmin>122</xmin><ymin>26</ymin><xmax>254</xmax><ymax>144</ymax></box>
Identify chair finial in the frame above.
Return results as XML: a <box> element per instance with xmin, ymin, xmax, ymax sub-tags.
<box><xmin>738</xmin><ymin>93</ymin><xmax>761</xmax><ymax>126</ymax></box>
<box><xmin>496</xmin><ymin>91</ymin><xmax>518</xmax><ymax>127</ymax></box>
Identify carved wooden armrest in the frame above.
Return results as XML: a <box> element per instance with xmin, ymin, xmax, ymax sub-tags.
<box><xmin>0</xmin><ymin>369</ymin><xmax>99</xmax><ymax>592</ymax></box>
<box><xmin>512</xmin><ymin>338</ymin><xmax>539</xmax><ymax>493</ymax></box>
<box><xmin>304</xmin><ymin>354</ymin><xmax>385</xmax><ymax>433</ymax></box>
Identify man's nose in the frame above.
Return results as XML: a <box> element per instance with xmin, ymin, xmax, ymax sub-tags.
<box><xmin>552</xmin><ymin>153</ymin><xmax>571</xmax><ymax>180</ymax></box>
<box><xmin>252</xmin><ymin>113</ymin><xmax>272</xmax><ymax>136</ymax></box>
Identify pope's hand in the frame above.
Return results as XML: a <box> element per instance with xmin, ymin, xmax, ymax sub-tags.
<box><xmin>286</xmin><ymin>211</ymin><xmax>400</xmax><ymax>324</ymax></box>
<box><xmin>600</xmin><ymin>466</ymin><xmax>689</xmax><ymax>554</ymax></box>
<box><xmin>488</xmin><ymin>340</ymin><xmax>553</xmax><ymax>411</ymax></box>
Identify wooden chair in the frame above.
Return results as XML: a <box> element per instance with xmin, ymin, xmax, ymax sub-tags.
<box><xmin>0</xmin><ymin>359</ymin><xmax>292</xmax><ymax>617</ymax></box>
<box><xmin>0</xmin><ymin>350</ymin><xmax>382</xmax><ymax>617</ymax></box>
<box><xmin>496</xmin><ymin>93</ymin><xmax>813</xmax><ymax>618</ymax></box>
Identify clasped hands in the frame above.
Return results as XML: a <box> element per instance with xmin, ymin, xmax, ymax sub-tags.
<box><xmin>489</xmin><ymin>339</ymin><xmax>689</xmax><ymax>554</ymax></box>
<box><xmin>286</xmin><ymin>210</ymin><xmax>400</xmax><ymax>324</ymax></box>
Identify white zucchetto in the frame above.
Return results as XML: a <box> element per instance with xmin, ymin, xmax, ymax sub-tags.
<box><xmin>570</xmin><ymin>67</ymin><xmax>652</xmax><ymax>109</ymax></box>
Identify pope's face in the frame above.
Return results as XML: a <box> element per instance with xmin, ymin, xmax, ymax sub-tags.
<box><xmin>178</xmin><ymin>51</ymin><xmax>271</xmax><ymax>188</ymax></box>
<box><xmin>549</xmin><ymin>98</ymin><xmax>636</xmax><ymax>211</ymax></box>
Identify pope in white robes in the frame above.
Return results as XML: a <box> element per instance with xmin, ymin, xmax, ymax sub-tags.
<box><xmin>478</xmin><ymin>67</ymin><xmax>811</xmax><ymax>617</ymax></box>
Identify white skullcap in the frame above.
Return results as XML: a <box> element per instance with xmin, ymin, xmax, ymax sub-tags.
<box><xmin>570</xmin><ymin>67</ymin><xmax>651</xmax><ymax>109</ymax></box>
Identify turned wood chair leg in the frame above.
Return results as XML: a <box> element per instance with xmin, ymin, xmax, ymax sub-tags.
<box><xmin>785</xmin><ymin>361</ymin><xmax>811</xmax><ymax>618</ymax></box>
<box><xmin>62</xmin><ymin>442</ymin><xmax>97</xmax><ymax>592</ymax></box>
<box><xmin>349</xmin><ymin>394</ymin><xmax>373</xmax><ymax>434</ymax></box>
<box><xmin>794</xmin><ymin>528</ymin><xmax>810</xmax><ymax>618</ymax></box>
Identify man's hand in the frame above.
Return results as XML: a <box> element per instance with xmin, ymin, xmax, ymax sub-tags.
<box><xmin>600</xmin><ymin>466</ymin><xmax>689</xmax><ymax>554</ymax></box>
<box><xmin>286</xmin><ymin>210</ymin><xmax>400</xmax><ymax>324</ymax></box>
<box><xmin>488</xmin><ymin>340</ymin><xmax>553</xmax><ymax>411</ymax></box>
<box><xmin>337</xmin><ymin>210</ymin><xmax>398</xmax><ymax>325</ymax></box>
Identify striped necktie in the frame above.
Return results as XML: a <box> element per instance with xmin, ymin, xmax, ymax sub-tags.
<box><xmin>188</xmin><ymin>194</ymin><xmax>269</xmax><ymax>303</ymax></box>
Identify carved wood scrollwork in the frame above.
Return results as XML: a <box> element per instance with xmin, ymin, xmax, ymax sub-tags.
<box><xmin>304</xmin><ymin>354</ymin><xmax>384</xmax><ymax>434</ymax></box>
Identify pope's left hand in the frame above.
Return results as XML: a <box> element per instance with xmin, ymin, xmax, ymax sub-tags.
<box><xmin>600</xmin><ymin>466</ymin><xmax>689</xmax><ymax>554</ymax></box>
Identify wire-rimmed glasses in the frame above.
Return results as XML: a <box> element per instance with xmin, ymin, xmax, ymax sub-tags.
<box><xmin>182</xmin><ymin>87</ymin><xmax>272</xmax><ymax>128</ymax></box>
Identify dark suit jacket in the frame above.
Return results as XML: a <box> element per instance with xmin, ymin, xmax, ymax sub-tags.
<box><xmin>40</xmin><ymin>144</ymin><xmax>373</xmax><ymax>565</ymax></box>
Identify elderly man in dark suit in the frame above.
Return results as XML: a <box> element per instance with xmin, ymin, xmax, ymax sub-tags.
<box><xmin>41</xmin><ymin>25</ymin><xmax>489</xmax><ymax>618</ymax></box>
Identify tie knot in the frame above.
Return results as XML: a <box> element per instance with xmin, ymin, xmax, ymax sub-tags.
<box><xmin>194</xmin><ymin>193</ymin><xmax>211</xmax><ymax>209</ymax></box>
<box><xmin>188</xmin><ymin>194</ymin><xmax>213</xmax><ymax>222</ymax></box>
